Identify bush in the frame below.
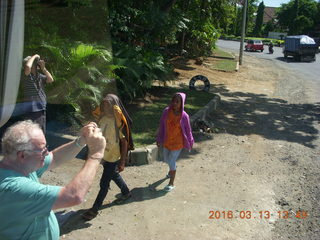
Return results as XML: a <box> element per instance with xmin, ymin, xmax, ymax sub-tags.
<box><xmin>113</xmin><ymin>42</ymin><xmax>172</xmax><ymax>101</ymax></box>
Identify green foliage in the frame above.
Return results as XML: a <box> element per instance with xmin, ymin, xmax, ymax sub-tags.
<box><xmin>186</xmin><ymin>21</ymin><xmax>220</xmax><ymax>56</ymax></box>
<box><xmin>253</xmin><ymin>1</ymin><xmax>265</xmax><ymax>37</ymax></box>
<box><xmin>41</xmin><ymin>43</ymin><xmax>116</xmax><ymax>120</ymax></box>
<box><xmin>246</xmin><ymin>0</ymin><xmax>259</xmax><ymax>35</ymax></box>
<box><xmin>113</xmin><ymin>42</ymin><xmax>171</xmax><ymax>101</ymax></box>
<box><xmin>64</xmin><ymin>0</ymin><xmax>92</xmax><ymax>8</ymax></box>
<box><xmin>262</xmin><ymin>20</ymin><xmax>276</xmax><ymax>37</ymax></box>
<box><xmin>23</xmin><ymin>0</ymin><xmax>255</xmax><ymax>124</ymax></box>
<box><xmin>277</xmin><ymin>0</ymin><xmax>318</xmax><ymax>34</ymax></box>
<box><xmin>108</xmin><ymin>0</ymin><xmax>234</xmax><ymax>57</ymax></box>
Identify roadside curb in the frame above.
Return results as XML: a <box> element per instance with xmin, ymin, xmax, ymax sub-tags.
<box><xmin>236</xmin><ymin>61</ymin><xmax>239</xmax><ymax>71</ymax></box>
<box><xmin>211</xmin><ymin>55</ymin><xmax>235</xmax><ymax>60</ymax></box>
<box><xmin>45</xmin><ymin>94</ymin><xmax>221</xmax><ymax>166</ymax></box>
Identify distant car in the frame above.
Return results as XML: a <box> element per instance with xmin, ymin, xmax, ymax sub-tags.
<box><xmin>245</xmin><ymin>39</ymin><xmax>264</xmax><ymax>52</ymax></box>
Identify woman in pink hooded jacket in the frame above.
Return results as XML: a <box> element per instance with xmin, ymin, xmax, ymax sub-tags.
<box><xmin>156</xmin><ymin>92</ymin><xmax>194</xmax><ymax>191</ymax></box>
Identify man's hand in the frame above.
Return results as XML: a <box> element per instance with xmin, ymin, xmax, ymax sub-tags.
<box><xmin>37</xmin><ymin>58</ymin><xmax>54</xmax><ymax>83</ymax></box>
<box><xmin>38</xmin><ymin>59</ymin><xmax>46</xmax><ymax>71</ymax></box>
<box><xmin>84</xmin><ymin>122</ymin><xmax>106</xmax><ymax>160</ymax></box>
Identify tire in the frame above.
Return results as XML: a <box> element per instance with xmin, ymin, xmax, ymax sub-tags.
<box><xmin>189</xmin><ymin>75</ymin><xmax>210</xmax><ymax>92</ymax></box>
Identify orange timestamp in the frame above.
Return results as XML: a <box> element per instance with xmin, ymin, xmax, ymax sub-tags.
<box><xmin>208</xmin><ymin>210</ymin><xmax>308</xmax><ymax>220</ymax></box>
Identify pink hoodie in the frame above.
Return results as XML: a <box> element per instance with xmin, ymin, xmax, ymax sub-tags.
<box><xmin>156</xmin><ymin>92</ymin><xmax>194</xmax><ymax>150</ymax></box>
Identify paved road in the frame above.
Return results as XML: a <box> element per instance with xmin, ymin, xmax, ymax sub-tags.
<box><xmin>217</xmin><ymin>39</ymin><xmax>320</xmax><ymax>92</ymax></box>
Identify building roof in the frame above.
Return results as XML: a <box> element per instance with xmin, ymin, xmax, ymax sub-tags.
<box><xmin>263</xmin><ymin>7</ymin><xmax>277</xmax><ymax>23</ymax></box>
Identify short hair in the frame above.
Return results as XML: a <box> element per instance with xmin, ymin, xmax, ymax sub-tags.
<box><xmin>1</xmin><ymin>120</ymin><xmax>42</xmax><ymax>157</ymax></box>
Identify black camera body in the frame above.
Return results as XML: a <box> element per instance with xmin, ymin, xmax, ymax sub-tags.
<box><xmin>34</xmin><ymin>57</ymin><xmax>40</xmax><ymax>67</ymax></box>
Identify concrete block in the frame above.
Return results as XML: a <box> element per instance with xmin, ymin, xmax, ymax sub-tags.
<box><xmin>146</xmin><ymin>144</ymin><xmax>159</xmax><ymax>163</ymax></box>
<box><xmin>190</xmin><ymin>94</ymin><xmax>220</xmax><ymax>124</ymax></box>
<box><xmin>130</xmin><ymin>147</ymin><xmax>149</xmax><ymax>166</ymax></box>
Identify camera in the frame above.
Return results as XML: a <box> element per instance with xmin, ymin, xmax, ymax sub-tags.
<box><xmin>35</xmin><ymin>57</ymin><xmax>40</xmax><ymax>67</ymax></box>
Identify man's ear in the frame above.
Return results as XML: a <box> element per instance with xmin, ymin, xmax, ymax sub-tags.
<box><xmin>16</xmin><ymin>151</ymin><xmax>26</xmax><ymax>162</ymax></box>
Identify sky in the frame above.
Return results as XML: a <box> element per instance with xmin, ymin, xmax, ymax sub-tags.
<box><xmin>258</xmin><ymin>0</ymin><xmax>291</xmax><ymax>7</ymax></box>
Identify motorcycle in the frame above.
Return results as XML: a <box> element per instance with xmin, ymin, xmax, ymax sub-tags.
<box><xmin>268</xmin><ymin>43</ymin><xmax>274</xmax><ymax>54</ymax></box>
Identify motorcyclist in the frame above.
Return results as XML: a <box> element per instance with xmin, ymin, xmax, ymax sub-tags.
<box><xmin>268</xmin><ymin>42</ymin><xmax>274</xmax><ymax>54</ymax></box>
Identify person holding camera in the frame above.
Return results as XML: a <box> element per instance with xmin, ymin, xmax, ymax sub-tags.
<box><xmin>0</xmin><ymin>120</ymin><xmax>106</xmax><ymax>239</ymax></box>
<box><xmin>23</xmin><ymin>54</ymin><xmax>54</xmax><ymax>133</ymax></box>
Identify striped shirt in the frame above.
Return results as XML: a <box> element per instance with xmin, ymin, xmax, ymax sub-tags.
<box><xmin>24</xmin><ymin>73</ymin><xmax>47</xmax><ymax>112</ymax></box>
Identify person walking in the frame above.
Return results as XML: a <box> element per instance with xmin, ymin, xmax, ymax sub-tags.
<box><xmin>82</xmin><ymin>94</ymin><xmax>134</xmax><ymax>220</ymax></box>
<box><xmin>156</xmin><ymin>92</ymin><xmax>194</xmax><ymax>192</ymax></box>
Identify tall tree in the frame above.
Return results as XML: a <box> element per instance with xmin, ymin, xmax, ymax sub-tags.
<box><xmin>253</xmin><ymin>1</ymin><xmax>265</xmax><ymax>36</ymax></box>
<box><xmin>277</xmin><ymin>0</ymin><xmax>318</xmax><ymax>34</ymax></box>
<box><xmin>246</xmin><ymin>0</ymin><xmax>259</xmax><ymax>35</ymax></box>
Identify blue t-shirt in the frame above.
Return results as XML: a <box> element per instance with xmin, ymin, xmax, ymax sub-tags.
<box><xmin>0</xmin><ymin>154</ymin><xmax>61</xmax><ymax>240</ymax></box>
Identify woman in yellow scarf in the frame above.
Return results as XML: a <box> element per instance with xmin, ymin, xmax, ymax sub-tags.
<box><xmin>82</xmin><ymin>94</ymin><xmax>134</xmax><ymax>220</ymax></box>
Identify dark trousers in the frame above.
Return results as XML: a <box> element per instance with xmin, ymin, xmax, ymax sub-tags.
<box><xmin>24</xmin><ymin>110</ymin><xmax>46</xmax><ymax>133</ymax></box>
<box><xmin>93</xmin><ymin>161</ymin><xmax>129</xmax><ymax>210</ymax></box>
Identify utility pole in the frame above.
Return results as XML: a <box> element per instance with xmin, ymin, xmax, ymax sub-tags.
<box><xmin>239</xmin><ymin>0</ymin><xmax>248</xmax><ymax>65</ymax></box>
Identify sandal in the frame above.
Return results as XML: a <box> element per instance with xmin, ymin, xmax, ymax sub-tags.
<box><xmin>164</xmin><ymin>185</ymin><xmax>175</xmax><ymax>192</ymax></box>
<box><xmin>82</xmin><ymin>208</ymin><xmax>98</xmax><ymax>221</ymax></box>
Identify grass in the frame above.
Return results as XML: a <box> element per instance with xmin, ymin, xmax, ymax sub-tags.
<box><xmin>212</xmin><ymin>48</ymin><xmax>234</xmax><ymax>59</ymax></box>
<box><xmin>206</xmin><ymin>48</ymin><xmax>238</xmax><ymax>72</ymax></box>
<box><xmin>209</xmin><ymin>59</ymin><xmax>237</xmax><ymax>72</ymax></box>
<box><xmin>129</xmin><ymin>86</ymin><xmax>215</xmax><ymax>147</ymax></box>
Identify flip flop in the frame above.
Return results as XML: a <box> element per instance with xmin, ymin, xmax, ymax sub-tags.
<box><xmin>82</xmin><ymin>209</ymin><xmax>98</xmax><ymax>221</ymax></box>
<box><xmin>164</xmin><ymin>185</ymin><xmax>175</xmax><ymax>192</ymax></box>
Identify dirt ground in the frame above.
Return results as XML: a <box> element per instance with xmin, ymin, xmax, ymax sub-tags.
<box><xmin>43</xmin><ymin>55</ymin><xmax>320</xmax><ymax>240</ymax></box>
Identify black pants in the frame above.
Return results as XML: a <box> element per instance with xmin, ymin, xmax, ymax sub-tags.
<box><xmin>92</xmin><ymin>161</ymin><xmax>130</xmax><ymax>210</ymax></box>
<box><xmin>24</xmin><ymin>110</ymin><xmax>46</xmax><ymax>133</ymax></box>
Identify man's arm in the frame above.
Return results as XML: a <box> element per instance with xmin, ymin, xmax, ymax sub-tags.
<box><xmin>52</xmin><ymin>124</ymin><xmax>106</xmax><ymax>209</ymax></box>
<box><xmin>38</xmin><ymin>59</ymin><xmax>54</xmax><ymax>83</ymax></box>
<box><xmin>24</xmin><ymin>54</ymin><xmax>39</xmax><ymax>76</ymax></box>
<box><xmin>49</xmin><ymin>123</ymin><xmax>96</xmax><ymax>170</ymax></box>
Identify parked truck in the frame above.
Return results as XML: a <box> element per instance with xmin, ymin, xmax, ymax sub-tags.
<box><xmin>283</xmin><ymin>35</ymin><xmax>317</xmax><ymax>62</ymax></box>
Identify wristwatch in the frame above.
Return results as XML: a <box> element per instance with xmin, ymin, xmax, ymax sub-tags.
<box><xmin>75</xmin><ymin>136</ymin><xmax>86</xmax><ymax>148</ymax></box>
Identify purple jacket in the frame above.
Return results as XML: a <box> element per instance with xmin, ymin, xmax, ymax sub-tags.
<box><xmin>156</xmin><ymin>92</ymin><xmax>194</xmax><ymax>150</ymax></box>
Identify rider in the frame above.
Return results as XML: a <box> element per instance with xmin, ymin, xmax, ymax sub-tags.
<box><xmin>268</xmin><ymin>41</ymin><xmax>274</xmax><ymax>53</ymax></box>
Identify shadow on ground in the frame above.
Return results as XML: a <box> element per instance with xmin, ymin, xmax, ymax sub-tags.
<box><xmin>60</xmin><ymin>177</ymin><xmax>169</xmax><ymax>236</ymax></box>
<box><xmin>208</xmin><ymin>84</ymin><xmax>319</xmax><ymax>148</ymax></box>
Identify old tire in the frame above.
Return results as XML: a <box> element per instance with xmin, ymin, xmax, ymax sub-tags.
<box><xmin>189</xmin><ymin>75</ymin><xmax>210</xmax><ymax>92</ymax></box>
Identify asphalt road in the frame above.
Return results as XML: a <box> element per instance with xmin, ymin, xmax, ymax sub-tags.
<box><xmin>216</xmin><ymin>39</ymin><xmax>320</xmax><ymax>92</ymax></box>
